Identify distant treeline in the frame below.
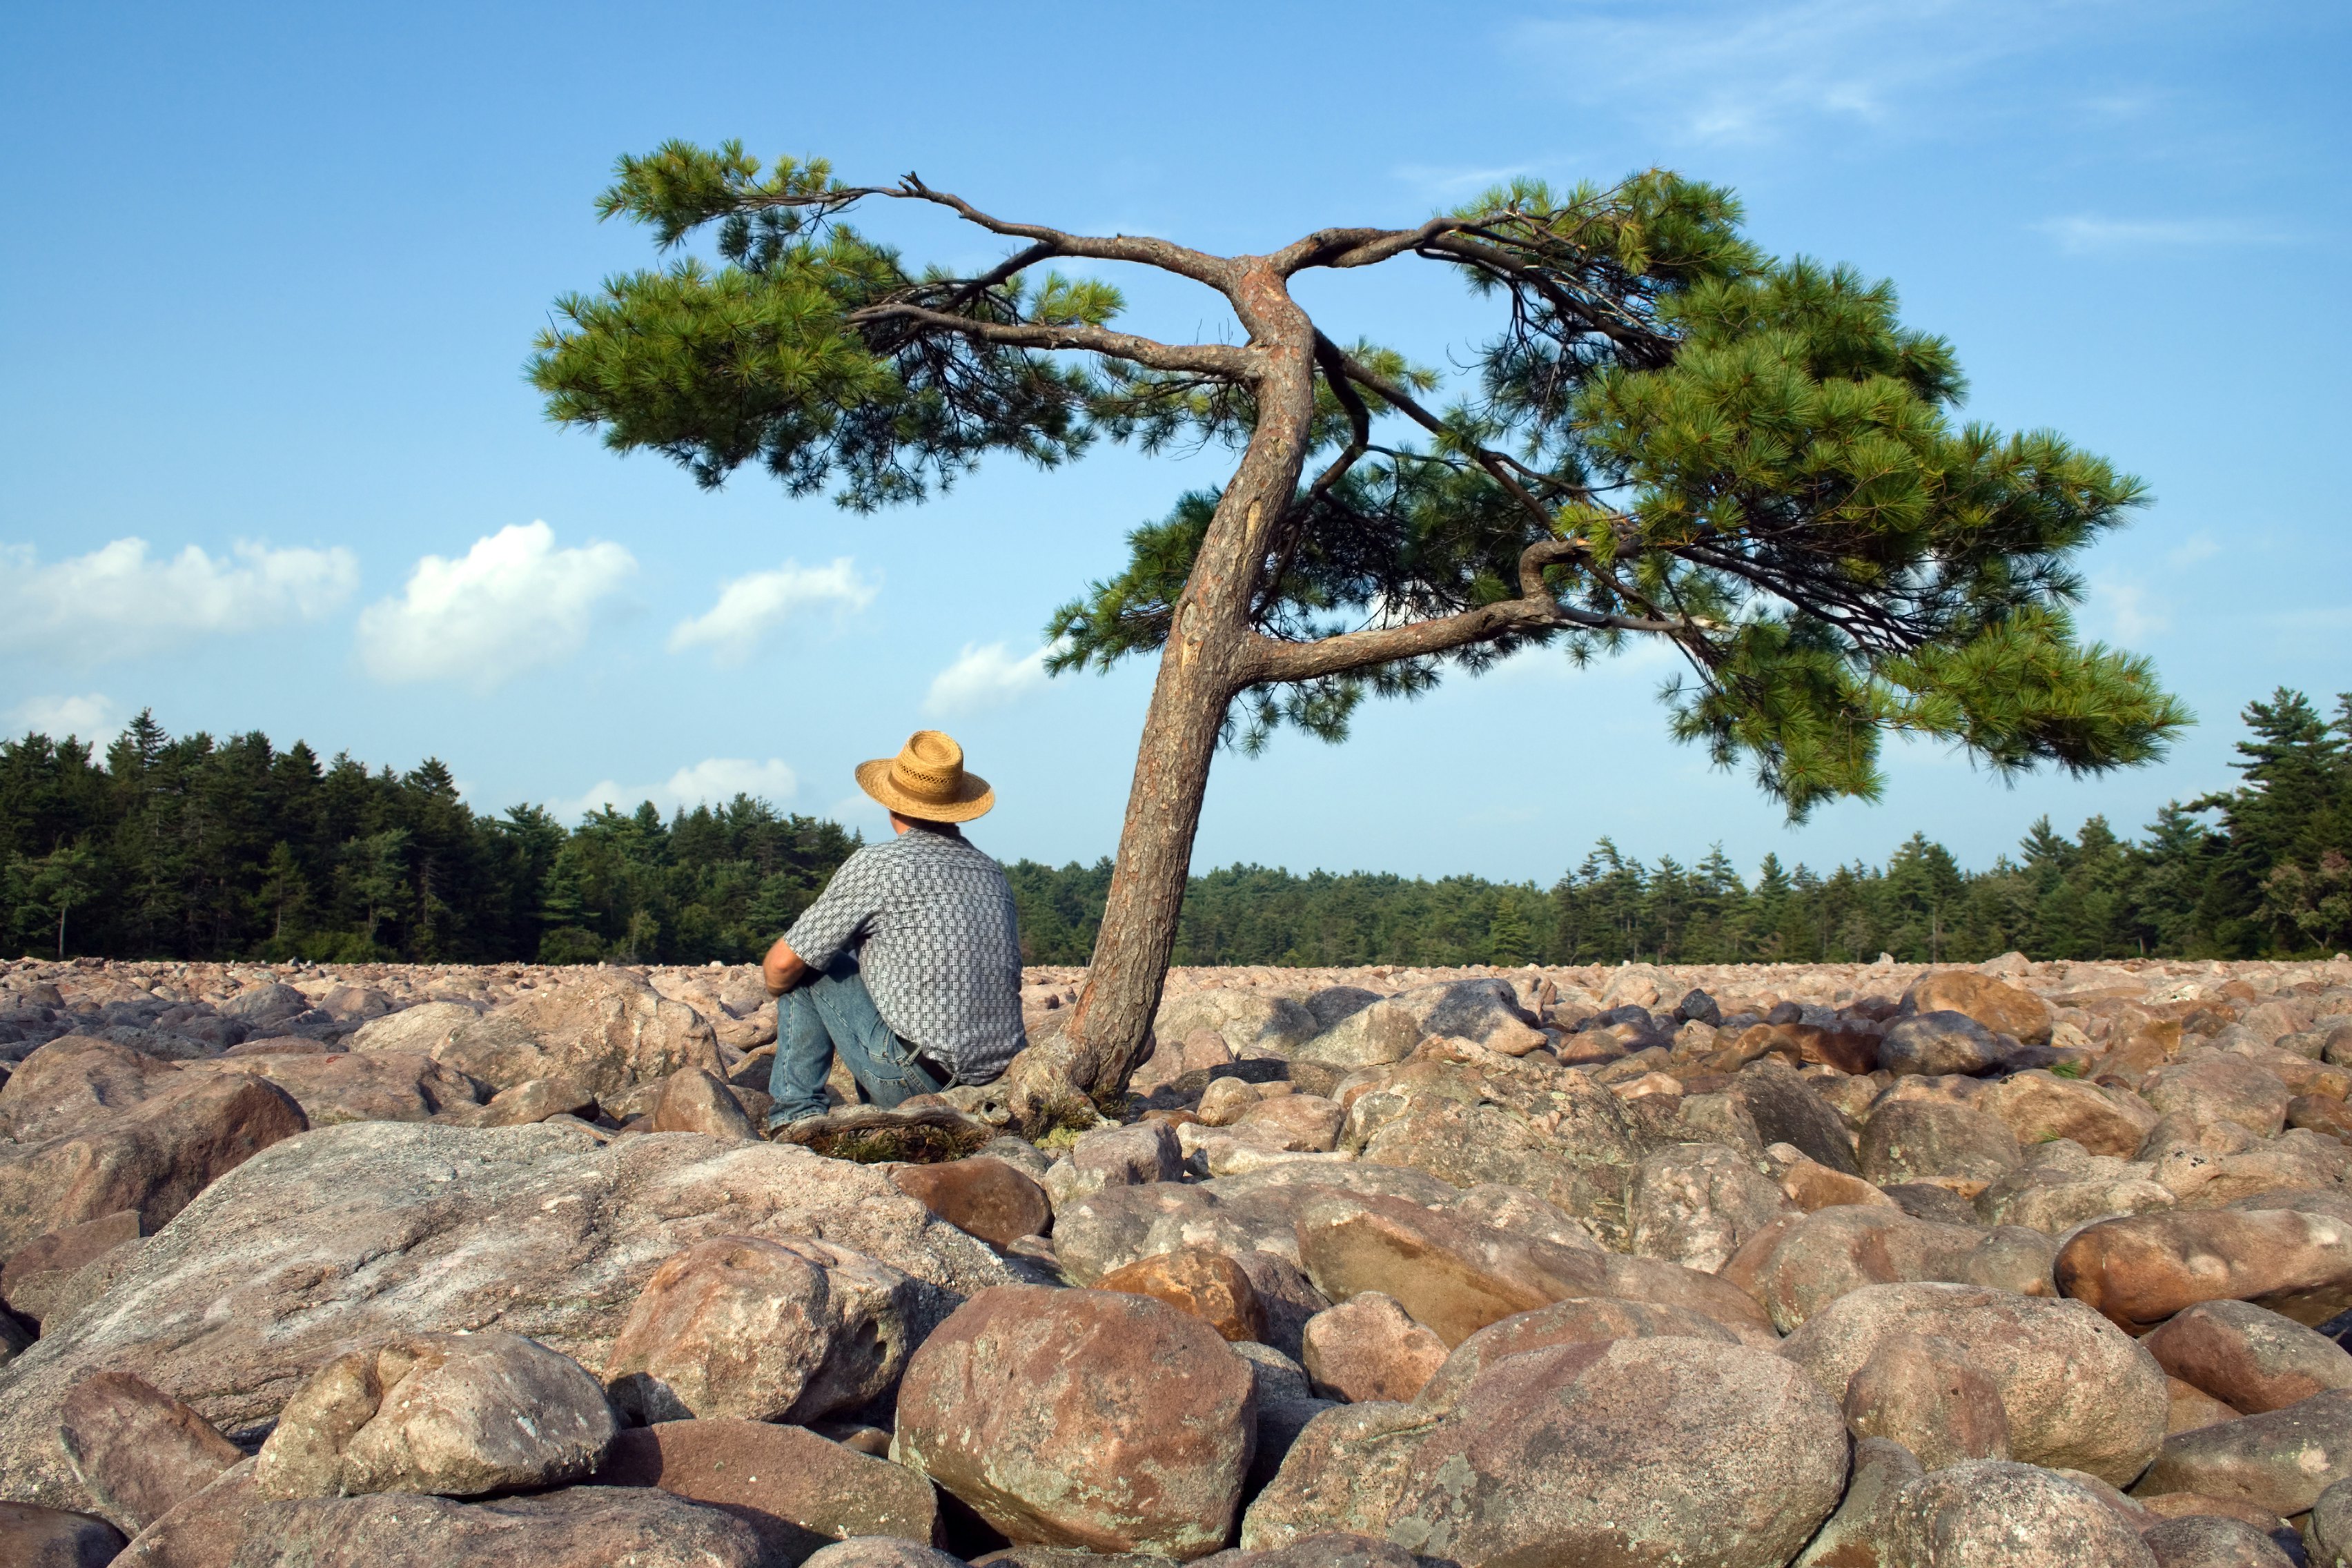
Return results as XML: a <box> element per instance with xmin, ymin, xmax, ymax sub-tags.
<box><xmin>3</xmin><ymin>690</ymin><xmax>2346</xmax><ymax>967</ymax></box>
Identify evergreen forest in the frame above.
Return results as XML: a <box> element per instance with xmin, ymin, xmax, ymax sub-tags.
<box><xmin>3</xmin><ymin>691</ymin><xmax>2346</xmax><ymax>970</ymax></box>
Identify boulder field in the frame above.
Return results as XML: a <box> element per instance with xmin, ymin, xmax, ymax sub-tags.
<box><xmin>2</xmin><ymin>952</ymin><xmax>2352</xmax><ymax>1565</ymax></box>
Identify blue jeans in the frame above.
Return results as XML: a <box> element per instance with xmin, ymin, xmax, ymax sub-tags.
<box><xmin>767</xmin><ymin>954</ymin><xmax>947</xmax><ymax>1128</ymax></box>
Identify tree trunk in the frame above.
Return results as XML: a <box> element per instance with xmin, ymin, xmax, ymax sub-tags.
<box><xmin>1015</xmin><ymin>268</ymin><xmax>1315</xmax><ymax>1119</ymax></box>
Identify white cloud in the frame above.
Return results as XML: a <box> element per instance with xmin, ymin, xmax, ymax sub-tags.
<box><xmin>925</xmin><ymin>640</ymin><xmax>1058</xmax><ymax>715</ymax></box>
<box><xmin>0</xmin><ymin>537</ymin><xmax>357</xmax><ymax>662</ymax></box>
<box><xmin>2093</xmin><ymin>578</ymin><xmax>2170</xmax><ymax>642</ymax></box>
<box><xmin>10</xmin><ymin>693</ymin><xmax>117</xmax><ymax>737</ymax></box>
<box><xmin>1509</xmin><ymin>0</ymin><xmax>2058</xmax><ymax>146</ymax></box>
<box><xmin>357</xmin><ymin>522</ymin><xmax>635</xmax><ymax>691</ymax></box>
<box><xmin>2036</xmin><ymin>215</ymin><xmax>2282</xmax><ymax>255</ymax></box>
<box><xmin>667</xmin><ymin>557</ymin><xmax>879</xmax><ymax>667</ymax></box>
<box><xmin>2166</xmin><ymin>533</ymin><xmax>2222</xmax><ymax>569</ymax></box>
<box><xmin>1391</xmin><ymin>161</ymin><xmax>1544</xmax><ymax>198</ymax></box>
<box><xmin>552</xmin><ymin>756</ymin><xmax>800</xmax><ymax>823</ymax></box>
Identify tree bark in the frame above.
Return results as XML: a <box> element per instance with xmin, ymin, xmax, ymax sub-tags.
<box><xmin>1016</xmin><ymin>265</ymin><xmax>1318</xmax><ymax>1117</ymax></box>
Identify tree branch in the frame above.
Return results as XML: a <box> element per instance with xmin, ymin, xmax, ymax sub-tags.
<box><xmin>890</xmin><ymin>176</ymin><xmax>1239</xmax><ymax>289</ymax></box>
<box><xmin>846</xmin><ymin>302</ymin><xmax>1253</xmax><ymax>376</ymax></box>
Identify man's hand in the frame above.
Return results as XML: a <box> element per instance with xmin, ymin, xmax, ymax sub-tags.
<box><xmin>763</xmin><ymin>937</ymin><xmax>812</xmax><ymax>997</ymax></box>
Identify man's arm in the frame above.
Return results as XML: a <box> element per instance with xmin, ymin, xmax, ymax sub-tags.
<box><xmin>763</xmin><ymin>937</ymin><xmax>812</xmax><ymax>997</ymax></box>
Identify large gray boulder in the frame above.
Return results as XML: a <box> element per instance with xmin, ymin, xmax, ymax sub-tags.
<box><xmin>434</xmin><ymin>971</ymin><xmax>720</xmax><ymax>1099</ymax></box>
<box><xmin>0</xmin><ymin>1119</ymin><xmax>1025</xmax><ymax>1516</ymax></box>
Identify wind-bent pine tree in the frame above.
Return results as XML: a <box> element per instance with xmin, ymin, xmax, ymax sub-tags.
<box><xmin>530</xmin><ymin>142</ymin><xmax>2188</xmax><ymax>1119</ymax></box>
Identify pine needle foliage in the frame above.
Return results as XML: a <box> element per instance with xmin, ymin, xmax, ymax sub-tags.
<box><xmin>531</xmin><ymin>146</ymin><xmax>2186</xmax><ymax>821</ymax></box>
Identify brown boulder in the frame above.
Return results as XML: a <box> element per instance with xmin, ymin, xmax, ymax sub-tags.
<box><xmin>0</xmin><ymin>1071</ymin><xmax>306</xmax><ymax>1257</ymax></box>
<box><xmin>0</xmin><ymin>1037</ymin><xmax>181</xmax><ymax>1144</ymax></box>
<box><xmin>1840</xmin><ymin>1331</ymin><xmax>2013</xmax><ymax>1469</ymax></box>
<box><xmin>1233</xmin><ymin>1095</ymin><xmax>1346</xmax><ymax>1153</ymax></box>
<box><xmin>195</xmin><ymin>1050</ymin><xmax>481</xmax><ymax>1125</ymax></box>
<box><xmin>1979</xmin><ymin>1068</ymin><xmax>2160</xmax><ymax>1157</ymax></box>
<box><xmin>0</xmin><ymin>1502</ymin><xmax>124</xmax><ymax>1568</ymax></box>
<box><xmin>2144</xmin><ymin>1299</ymin><xmax>2352</xmax><ymax>1413</ymax></box>
<box><xmin>2142</xmin><ymin>1514</ymin><xmax>2297</xmax><ymax>1567</ymax></box>
<box><xmin>1627</xmin><ymin>1141</ymin><xmax>1791</xmax><ymax>1273</ymax></box>
<box><xmin>2145</xmin><ymin>1056</ymin><xmax>2295</xmax><ymax>1139</ymax></box>
<box><xmin>1299</xmin><ymin>1293</ymin><xmax>1446</xmax><ymax>1403</ymax></box>
<box><xmin>1293</xmin><ymin>1190</ymin><xmax>1770</xmax><ymax>1348</ymax></box>
<box><xmin>2169</xmin><ymin>1376</ymin><xmax>2244</xmax><ymax>1434</ymax></box>
<box><xmin>1747</xmin><ymin>1204</ymin><xmax>2057</xmax><ymax>1333</ymax></box>
<box><xmin>1858</xmin><ymin>1097</ymin><xmax>2023</xmax><ymax>1184</ymax></box>
<box><xmin>1412</xmin><ymin>1295</ymin><xmax>1734</xmax><ymax>1413</ymax></box>
<box><xmin>2135</xmin><ymin>1387</ymin><xmax>2352</xmax><ymax>1518</ymax></box>
<box><xmin>1779</xmin><ymin>1281</ymin><xmax>2170</xmax><ymax>1486</ymax></box>
<box><xmin>1767</xmin><ymin>1143</ymin><xmax>1897</xmax><ymax>1212</ymax></box>
<box><xmin>250</xmin><ymin>1331</ymin><xmax>616</xmax><ymax>1500</ymax></box>
<box><xmin>2</xmin><ymin>1208</ymin><xmax>141</xmax><ymax>1324</ymax></box>
<box><xmin>891</xmin><ymin>1156</ymin><xmax>1051</xmax><ymax>1247</ymax></box>
<box><xmin>435</xmin><ymin>970</ymin><xmax>720</xmax><ymax>1099</ymax></box>
<box><xmin>891</xmin><ymin>1285</ymin><xmax>1257</xmax><ymax>1560</ymax></box>
<box><xmin>603</xmin><ymin>1235</ymin><xmax>929</xmax><ymax>1424</ymax></box>
<box><xmin>1879</xmin><ymin>1462</ymin><xmax>2157</xmax><ymax>1567</ymax></box>
<box><xmin>594</xmin><ymin>1418</ymin><xmax>940</xmax><ymax>1562</ymax></box>
<box><xmin>2057</xmin><ymin>1208</ymin><xmax>2352</xmax><ymax>1330</ymax></box>
<box><xmin>1097</xmin><ymin>1245</ymin><xmax>1266</xmax><ymax>1344</ymax></box>
<box><xmin>119</xmin><ymin>1465</ymin><xmax>768</xmax><ymax>1567</ymax></box>
<box><xmin>650</xmin><ymin>1067</ymin><xmax>756</xmax><ymax>1139</ymax></box>
<box><xmin>59</xmin><ymin>1371</ymin><xmax>242</xmax><ymax>1533</ymax></box>
<box><xmin>1904</xmin><ymin>969</ymin><xmax>2055</xmax><ymax>1044</ymax></box>
<box><xmin>1381</xmin><ymin>1337</ymin><xmax>1847</xmax><ymax>1568</ymax></box>
<box><xmin>453</xmin><ymin>1075</ymin><xmax>598</xmax><ymax>1126</ymax></box>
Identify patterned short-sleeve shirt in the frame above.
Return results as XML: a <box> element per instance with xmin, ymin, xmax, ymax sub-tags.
<box><xmin>783</xmin><ymin>826</ymin><xmax>1026</xmax><ymax>1084</ymax></box>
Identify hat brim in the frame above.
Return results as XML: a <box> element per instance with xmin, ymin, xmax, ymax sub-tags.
<box><xmin>854</xmin><ymin>756</ymin><xmax>995</xmax><ymax>823</ymax></box>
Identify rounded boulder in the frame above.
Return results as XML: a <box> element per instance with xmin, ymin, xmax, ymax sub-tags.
<box><xmin>1381</xmin><ymin>1336</ymin><xmax>1848</xmax><ymax>1568</ymax></box>
<box><xmin>1779</xmin><ymin>1281</ymin><xmax>2168</xmax><ymax>1487</ymax></box>
<box><xmin>892</xmin><ymin>1284</ymin><xmax>1257</xmax><ymax>1560</ymax></box>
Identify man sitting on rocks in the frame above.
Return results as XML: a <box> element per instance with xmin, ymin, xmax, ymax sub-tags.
<box><xmin>759</xmin><ymin>729</ymin><xmax>1025</xmax><ymax>1130</ymax></box>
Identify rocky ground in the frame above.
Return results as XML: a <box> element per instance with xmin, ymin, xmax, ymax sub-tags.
<box><xmin>5</xmin><ymin>952</ymin><xmax>2352</xmax><ymax>1566</ymax></box>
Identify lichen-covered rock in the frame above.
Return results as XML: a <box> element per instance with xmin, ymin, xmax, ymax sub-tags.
<box><xmin>1858</xmin><ymin>1097</ymin><xmax>2024</xmax><ymax>1184</ymax></box>
<box><xmin>1411</xmin><ymin>1295</ymin><xmax>1735</xmax><ymax>1414</ymax></box>
<box><xmin>2135</xmin><ymin>1388</ymin><xmax>2352</xmax><ymax>1518</ymax></box>
<box><xmin>1878</xmin><ymin>1462</ymin><xmax>2158</xmax><ymax>1567</ymax></box>
<box><xmin>435</xmin><ymin>971</ymin><xmax>719</xmax><ymax>1099</ymax></box>
<box><xmin>250</xmin><ymin>1331</ymin><xmax>615</xmax><ymax>1500</ymax></box>
<box><xmin>593</xmin><ymin>1418</ymin><xmax>941</xmax><ymax>1562</ymax></box>
<box><xmin>58</xmin><ymin>1370</ymin><xmax>243</xmax><ymax>1533</ymax></box>
<box><xmin>602</xmin><ymin>1234</ymin><xmax>932</xmax><ymax>1424</ymax></box>
<box><xmin>1298</xmin><ymin>1293</ymin><xmax>1445</xmax><ymax>1403</ymax></box>
<box><xmin>1747</xmin><ymin>1204</ymin><xmax>2057</xmax><ymax>1333</ymax></box>
<box><xmin>891</xmin><ymin>1286</ymin><xmax>1257</xmax><ymax>1560</ymax></box>
<box><xmin>1840</xmin><ymin>1331</ymin><xmax>2014</xmax><ymax>1469</ymax></box>
<box><xmin>1626</xmin><ymin>1141</ymin><xmax>1791</xmax><ymax>1273</ymax></box>
<box><xmin>2143</xmin><ymin>1298</ymin><xmax>2352</xmax><ymax>1413</ymax></box>
<box><xmin>1978</xmin><ymin>1068</ymin><xmax>2160</xmax><ymax>1157</ymax></box>
<box><xmin>1780</xmin><ymin>1282</ymin><xmax>2169</xmax><ymax>1486</ymax></box>
<box><xmin>0</xmin><ymin>1120</ymin><xmax>1022</xmax><ymax>1517</ymax></box>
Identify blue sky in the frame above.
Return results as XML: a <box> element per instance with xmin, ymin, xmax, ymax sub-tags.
<box><xmin>2</xmin><ymin>1</ymin><xmax>2344</xmax><ymax>885</ymax></box>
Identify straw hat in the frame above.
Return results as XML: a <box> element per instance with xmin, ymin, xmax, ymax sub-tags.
<box><xmin>854</xmin><ymin>730</ymin><xmax>995</xmax><ymax>823</ymax></box>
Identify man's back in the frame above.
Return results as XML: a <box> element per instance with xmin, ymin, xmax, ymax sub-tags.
<box><xmin>782</xmin><ymin>825</ymin><xmax>1025</xmax><ymax>1085</ymax></box>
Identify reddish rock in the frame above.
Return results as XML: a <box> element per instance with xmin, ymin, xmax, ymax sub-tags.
<box><xmin>2137</xmin><ymin>1491</ymin><xmax>2289</xmax><ymax>1532</ymax></box>
<box><xmin>0</xmin><ymin>1500</ymin><xmax>124</xmax><ymax>1568</ymax></box>
<box><xmin>196</xmin><ymin>1050</ymin><xmax>481</xmax><ymax>1125</ymax></box>
<box><xmin>2143</xmin><ymin>1299</ymin><xmax>2352</xmax><ymax>1413</ymax></box>
<box><xmin>2141</xmin><ymin>1513</ymin><xmax>2296</xmax><ymax>1567</ymax></box>
<box><xmin>649</xmin><ymin>1066</ymin><xmax>756</xmax><ymax>1138</ymax></box>
<box><xmin>2144</xmin><ymin>1056</ymin><xmax>2295</xmax><ymax>1139</ymax></box>
<box><xmin>1841</xmin><ymin>1331</ymin><xmax>2014</xmax><ymax>1469</ymax></box>
<box><xmin>603</xmin><ymin>1235</ymin><xmax>930</xmax><ymax>1424</ymax></box>
<box><xmin>2135</xmin><ymin>1388</ymin><xmax>2352</xmax><ymax>1518</ymax></box>
<box><xmin>0</xmin><ymin>1071</ymin><xmax>307</xmax><ymax>1257</ymax></box>
<box><xmin>0</xmin><ymin>1036</ymin><xmax>181</xmax><ymax>1145</ymax></box>
<box><xmin>1781</xmin><ymin>1281</ymin><xmax>2169</xmax><ymax>1487</ymax></box>
<box><xmin>1903</xmin><ymin>970</ymin><xmax>2055</xmax><ymax>1044</ymax></box>
<box><xmin>1881</xmin><ymin>1462</ymin><xmax>2157</xmax><ymax>1568</ymax></box>
<box><xmin>1299</xmin><ymin>1293</ymin><xmax>1447</xmax><ymax>1404</ymax></box>
<box><xmin>1096</xmin><ymin>1245</ymin><xmax>1266</xmax><ymax>1343</ymax></box>
<box><xmin>458</xmin><ymin>1075</ymin><xmax>598</xmax><ymax>1127</ymax></box>
<box><xmin>58</xmin><ymin>1370</ymin><xmax>242</xmax><ymax>1533</ymax></box>
<box><xmin>891</xmin><ymin>1156</ymin><xmax>1050</xmax><ymax>1247</ymax></box>
<box><xmin>2168</xmin><ymin>1376</ymin><xmax>2243</xmax><ymax>1435</ymax></box>
<box><xmin>1233</xmin><ymin>1095</ymin><xmax>1346</xmax><ymax>1153</ymax></box>
<box><xmin>1746</xmin><ymin>1204</ymin><xmax>2056</xmax><ymax>1333</ymax></box>
<box><xmin>594</xmin><ymin>1418</ymin><xmax>939</xmax><ymax>1561</ymax></box>
<box><xmin>1381</xmin><ymin>1338</ymin><xmax>1847</xmax><ymax>1568</ymax></box>
<box><xmin>892</xmin><ymin>1284</ymin><xmax>1257</xmax><ymax>1560</ymax></box>
<box><xmin>119</xmin><ymin>1465</ymin><xmax>767</xmax><ymax>1566</ymax></box>
<box><xmin>1979</xmin><ymin>1069</ymin><xmax>2159</xmax><ymax>1157</ymax></box>
<box><xmin>2291</xmin><ymin>1092</ymin><xmax>2352</xmax><ymax>1140</ymax></box>
<box><xmin>1293</xmin><ymin>1190</ymin><xmax>1771</xmax><ymax>1349</ymax></box>
<box><xmin>1413</xmin><ymin>1295</ymin><xmax>1734</xmax><ymax>1414</ymax></box>
<box><xmin>1768</xmin><ymin>1146</ymin><xmax>1896</xmax><ymax>1213</ymax></box>
<box><xmin>2057</xmin><ymin>1208</ymin><xmax>2352</xmax><ymax>1331</ymax></box>
<box><xmin>1</xmin><ymin>1208</ymin><xmax>141</xmax><ymax>1323</ymax></box>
